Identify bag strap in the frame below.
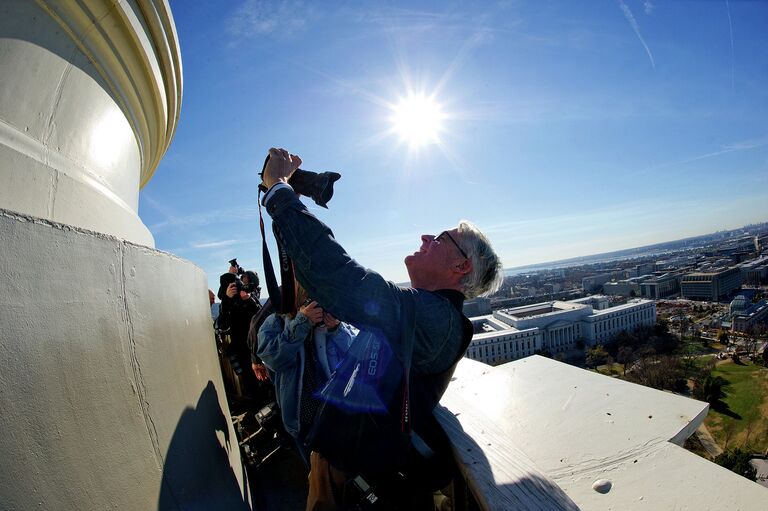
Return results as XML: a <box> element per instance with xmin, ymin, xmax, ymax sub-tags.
<box><xmin>257</xmin><ymin>189</ymin><xmax>296</xmax><ymax>314</ymax></box>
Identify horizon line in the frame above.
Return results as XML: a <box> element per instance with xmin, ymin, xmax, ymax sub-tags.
<box><xmin>503</xmin><ymin>219</ymin><xmax>768</xmax><ymax>272</ymax></box>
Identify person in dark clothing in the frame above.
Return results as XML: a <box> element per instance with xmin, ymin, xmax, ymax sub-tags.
<box><xmin>218</xmin><ymin>270</ymin><xmax>263</xmax><ymax>398</ymax></box>
<box><xmin>217</xmin><ymin>261</ymin><xmax>241</xmax><ymax>302</ymax></box>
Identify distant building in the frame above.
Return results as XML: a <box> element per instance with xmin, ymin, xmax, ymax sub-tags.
<box><xmin>585</xmin><ymin>300</ymin><xmax>657</xmax><ymax>345</ymax></box>
<box><xmin>731</xmin><ymin>251</ymin><xmax>752</xmax><ymax>264</ymax></box>
<box><xmin>636</xmin><ymin>262</ymin><xmax>656</xmax><ymax>276</ymax></box>
<box><xmin>740</xmin><ymin>256</ymin><xmax>768</xmax><ymax>286</ymax></box>
<box><xmin>625</xmin><ymin>263</ymin><xmax>656</xmax><ymax>278</ymax></box>
<box><xmin>757</xmin><ymin>234</ymin><xmax>768</xmax><ymax>252</ymax></box>
<box><xmin>463</xmin><ymin>297</ymin><xmax>492</xmax><ymax>317</ymax></box>
<box><xmin>569</xmin><ymin>295</ymin><xmax>610</xmax><ymax>310</ymax></box>
<box><xmin>731</xmin><ymin>300</ymin><xmax>768</xmax><ymax>333</ymax></box>
<box><xmin>603</xmin><ymin>276</ymin><xmax>649</xmax><ymax>297</ymax></box>
<box><xmin>656</xmin><ymin>255</ymin><xmax>698</xmax><ymax>270</ymax></box>
<box><xmin>582</xmin><ymin>273</ymin><xmax>611</xmax><ymax>293</ymax></box>
<box><xmin>467</xmin><ymin>297</ymin><xmax>656</xmax><ymax>365</ymax></box>
<box><xmin>640</xmin><ymin>273</ymin><xmax>680</xmax><ymax>299</ymax></box>
<box><xmin>680</xmin><ymin>267</ymin><xmax>742</xmax><ymax>301</ymax></box>
<box><xmin>729</xmin><ymin>295</ymin><xmax>750</xmax><ymax>317</ymax></box>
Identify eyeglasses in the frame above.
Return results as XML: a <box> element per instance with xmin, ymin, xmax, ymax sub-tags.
<box><xmin>435</xmin><ymin>231</ymin><xmax>468</xmax><ymax>260</ymax></box>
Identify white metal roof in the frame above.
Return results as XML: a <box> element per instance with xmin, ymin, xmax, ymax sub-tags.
<box><xmin>437</xmin><ymin>356</ymin><xmax>768</xmax><ymax>510</ymax></box>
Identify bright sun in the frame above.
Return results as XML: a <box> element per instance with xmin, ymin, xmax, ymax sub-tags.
<box><xmin>391</xmin><ymin>94</ymin><xmax>445</xmax><ymax>147</ymax></box>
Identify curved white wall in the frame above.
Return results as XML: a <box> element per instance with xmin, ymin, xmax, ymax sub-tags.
<box><xmin>0</xmin><ymin>0</ymin><xmax>182</xmax><ymax>246</ymax></box>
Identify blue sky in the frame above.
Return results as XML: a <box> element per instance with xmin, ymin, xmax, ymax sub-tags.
<box><xmin>140</xmin><ymin>0</ymin><xmax>768</xmax><ymax>292</ymax></box>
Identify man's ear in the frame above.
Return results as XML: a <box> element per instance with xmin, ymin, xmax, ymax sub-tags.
<box><xmin>454</xmin><ymin>258</ymin><xmax>472</xmax><ymax>276</ymax></box>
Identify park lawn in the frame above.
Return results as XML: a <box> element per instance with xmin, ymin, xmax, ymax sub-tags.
<box><xmin>593</xmin><ymin>362</ymin><xmax>624</xmax><ymax>377</ymax></box>
<box><xmin>704</xmin><ymin>360</ymin><xmax>768</xmax><ymax>452</ymax></box>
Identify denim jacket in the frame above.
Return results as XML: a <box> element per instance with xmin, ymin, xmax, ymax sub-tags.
<box><xmin>257</xmin><ymin>312</ymin><xmax>355</xmax><ymax>438</ymax></box>
<box><xmin>264</xmin><ymin>187</ymin><xmax>465</xmax><ymax>375</ymax></box>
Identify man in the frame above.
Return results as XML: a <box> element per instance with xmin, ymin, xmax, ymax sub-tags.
<box><xmin>217</xmin><ymin>261</ymin><xmax>241</xmax><ymax>302</ymax></box>
<box><xmin>218</xmin><ymin>270</ymin><xmax>263</xmax><ymax>398</ymax></box>
<box><xmin>260</xmin><ymin>148</ymin><xmax>503</xmax><ymax>510</ymax></box>
<box><xmin>209</xmin><ymin>289</ymin><xmax>219</xmax><ymax>325</ymax></box>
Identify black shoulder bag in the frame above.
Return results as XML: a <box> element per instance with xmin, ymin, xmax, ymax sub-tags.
<box><xmin>303</xmin><ymin>289</ymin><xmax>417</xmax><ymax>478</ymax></box>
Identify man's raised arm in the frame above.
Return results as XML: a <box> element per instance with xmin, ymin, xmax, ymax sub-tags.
<box><xmin>261</xmin><ymin>148</ymin><xmax>404</xmax><ymax>342</ymax></box>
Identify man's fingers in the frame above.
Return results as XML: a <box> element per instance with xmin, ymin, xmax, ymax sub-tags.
<box><xmin>290</xmin><ymin>154</ymin><xmax>302</xmax><ymax>169</ymax></box>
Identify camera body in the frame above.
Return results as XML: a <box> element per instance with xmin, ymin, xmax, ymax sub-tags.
<box><xmin>259</xmin><ymin>156</ymin><xmax>340</xmax><ymax>209</ymax></box>
<box><xmin>229</xmin><ymin>258</ymin><xmax>245</xmax><ymax>275</ymax></box>
<box><xmin>219</xmin><ymin>262</ymin><xmax>260</xmax><ymax>300</ymax></box>
<box><xmin>302</xmin><ymin>297</ymin><xmax>325</xmax><ymax>328</ymax></box>
<box><xmin>235</xmin><ymin>277</ymin><xmax>257</xmax><ymax>294</ymax></box>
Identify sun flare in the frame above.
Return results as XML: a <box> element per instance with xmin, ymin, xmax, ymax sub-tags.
<box><xmin>391</xmin><ymin>94</ymin><xmax>445</xmax><ymax>147</ymax></box>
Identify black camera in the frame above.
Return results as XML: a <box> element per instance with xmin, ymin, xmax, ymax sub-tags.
<box><xmin>227</xmin><ymin>258</ymin><xmax>258</xmax><ymax>293</ymax></box>
<box><xmin>301</xmin><ymin>298</ymin><xmax>325</xmax><ymax>328</ymax></box>
<box><xmin>229</xmin><ymin>258</ymin><xmax>245</xmax><ymax>276</ymax></box>
<box><xmin>236</xmin><ymin>275</ymin><xmax>258</xmax><ymax>294</ymax></box>
<box><xmin>219</xmin><ymin>261</ymin><xmax>260</xmax><ymax>300</ymax></box>
<box><xmin>259</xmin><ymin>155</ymin><xmax>340</xmax><ymax>209</ymax></box>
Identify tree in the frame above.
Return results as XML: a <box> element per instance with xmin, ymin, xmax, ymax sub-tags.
<box><xmin>586</xmin><ymin>345</ymin><xmax>611</xmax><ymax>368</ymax></box>
<box><xmin>692</xmin><ymin>375</ymin><xmax>726</xmax><ymax>405</ymax></box>
<box><xmin>680</xmin><ymin>343</ymin><xmax>704</xmax><ymax>379</ymax></box>
<box><xmin>617</xmin><ymin>345</ymin><xmax>634</xmax><ymax>376</ymax></box>
<box><xmin>655</xmin><ymin>318</ymin><xmax>670</xmax><ymax>336</ymax></box>
<box><xmin>625</xmin><ymin>352</ymin><xmax>684</xmax><ymax>391</ymax></box>
<box><xmin>741</xmin><ymin>325</ymin><xmax>764</xmax><ymax>359</ymax></box>
<box><xmin>678</xmin><ymin>314</ymin><xmax>690</xmax><ymax>340</ymax></box>
<box><xmin>692</xmin><ymin>327</ymin><xmax>706</xmax><ymax>347</ymax></box>
<box><xmin>717</xmin><ymin>330</ymin><xmax>729</xmax><ymax>345</ymax></box>
<box><xmin>714</xmin><ymin>448</ymin><xmax>758</xmax><ymax>481</ymax></box>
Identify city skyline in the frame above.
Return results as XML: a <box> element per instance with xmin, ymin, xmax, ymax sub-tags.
<box><xmin>139</xmin><ymin>1</ymin><xmax>768</xmax><ymax>292</ymax></box>
<box><xmin>503</xmin><ymin>219</ymin><xmax>768</xmax><ymax>273</ymax></box>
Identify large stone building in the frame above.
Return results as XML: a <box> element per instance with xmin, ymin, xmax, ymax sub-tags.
<box><xmin>731</xmin><ymin>299</ymin><xmax>768</xmax><ymax>333</ymax></box>
<box><xmin>640</xmin><ymin>272</ymin><xmax>681</xmax><ymax>299</ymax></box>
<box><xmin>680</xmin><ymin>267</ymin><xmax>742</xmax><ymax>301</ymax></box>
<box><xmin>603</xmin><ymin>277</ymin><xmax>646</xmax><ymax>297</ymax></box>
<box><xmin>581</xmin><ymin>273</ymin><xmax>612</xmax><ymax>292</ymax></box>
<box><xmin>467</xmin><ymin>297</ymin><xmax>656</xmax><ymax>365</ymax></box>
<box><xmin>740</xmin><ymin>256</ymin><xmax>768</xmax><ymax>286</ymax></box>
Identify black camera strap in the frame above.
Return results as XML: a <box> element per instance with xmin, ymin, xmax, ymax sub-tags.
<box><xmin>257</xmin><ymin>189</ymin><xmax>296</xmax><ymax>314</ymax></box>
<box><xmin>257</xmin><ymin>152</ymin><xmax>342</xmax><ymax>314</ymax></box>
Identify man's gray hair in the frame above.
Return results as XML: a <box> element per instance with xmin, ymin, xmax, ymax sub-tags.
<box><xmin>456</xmin><ymin>220</ymin><xmax>504</xmax><ymax>299</ymax></box>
